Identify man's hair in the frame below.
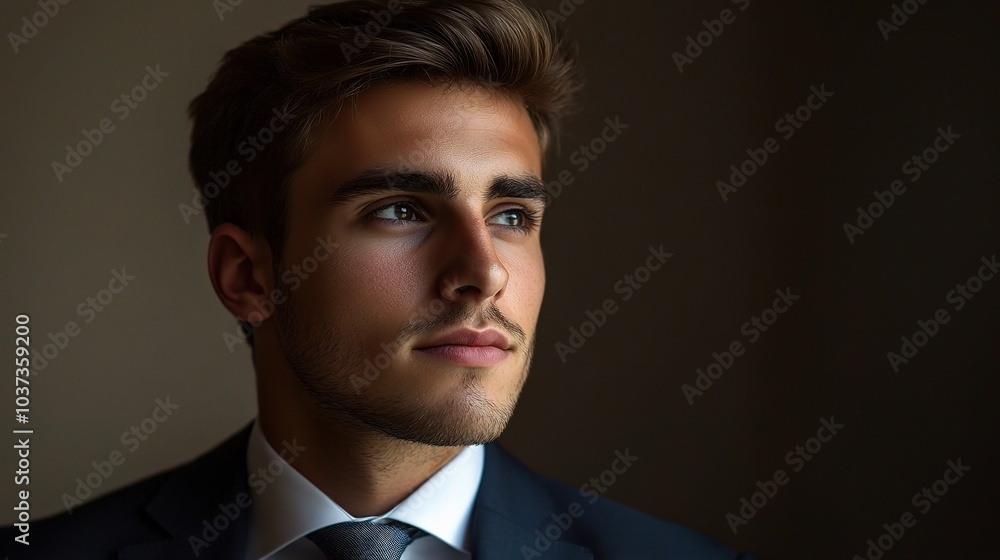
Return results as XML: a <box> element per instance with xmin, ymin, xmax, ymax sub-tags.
<box><xmin>188</xmin><ymin>0</ymin><xmax>581</xmax><ymax>346</ymax></box>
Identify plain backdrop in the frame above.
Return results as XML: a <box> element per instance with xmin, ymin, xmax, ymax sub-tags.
<box><xmin>2</xmin><ymin>1</ymin><xmax>998</xmax><ymax>558</ymax></box>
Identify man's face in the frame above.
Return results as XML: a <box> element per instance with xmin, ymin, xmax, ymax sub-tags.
<box><xmin>271</xmin><ymin>81</ymin><xmax>546</xmax><ymax>446</ymax></box>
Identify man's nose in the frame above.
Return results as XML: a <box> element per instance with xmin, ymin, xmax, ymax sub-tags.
<box><xmin>436</xmin><ymin>215</ymin><xmax>509</xmax><ymax>305</ymax></box>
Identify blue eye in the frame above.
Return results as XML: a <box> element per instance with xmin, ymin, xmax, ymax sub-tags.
<box><xmin>490</xmin><ymin>209</ymin><xmax>535</xmax><ymax>229</ymax></box>
<box><xmin>366</xmin><ymin>199</ymin><xmax>541</xmax><ymax>234</ymax></box>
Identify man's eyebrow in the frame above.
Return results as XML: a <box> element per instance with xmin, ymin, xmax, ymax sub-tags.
<box><xmin>325</xmin><ymin>169</ymin><xmax>458</xmax><ymax>208</ymax></box>
<box><xmin>325</xmin><ymin>169</ymin><xmax>549</xmax><ymax>209</ymax></box>
<box><xmin>488</xmin><ymin>174</ymin><xmax>549</xmax><ymax>209</ymax></box>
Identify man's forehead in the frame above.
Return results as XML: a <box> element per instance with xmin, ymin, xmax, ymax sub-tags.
<box><xmin>292</xmin><ymin>82</ymin><xmax>545</xmax><ymax>202</ymax></box>
<box><xmin>321</xmin><ymin>81</ymin><xmax>538</xmax><ymax>149</ymax></box>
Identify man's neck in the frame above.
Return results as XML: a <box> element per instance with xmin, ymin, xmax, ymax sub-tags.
<box><xmin>256</xmin><ymin>384</ymin><xmax>463</xmax><ymax>517</ymax></box>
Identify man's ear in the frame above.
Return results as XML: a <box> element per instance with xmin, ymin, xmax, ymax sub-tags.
<box><xmin>207</xmin><ymin>223</ymin><xmax>276</xmax><ymax>325</ymax></box>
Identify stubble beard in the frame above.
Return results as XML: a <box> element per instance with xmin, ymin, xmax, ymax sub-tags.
<box><xmin>274</xmin><ymin>289</ymin><xmax>534</xmax><ymax>447</ymax></box>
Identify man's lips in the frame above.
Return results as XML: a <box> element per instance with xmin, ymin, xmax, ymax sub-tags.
<box><xmin>414</xmin><ymin>328</ymin><xmax>512</xmax><ymax>351</ymax></box>
<box><xmin>413</xmin><ymin>345</ymin><xmax>510</xmax><ymax>366</ymax></box>
<box><xmin>413</xmin><ymin>328</ymin><xmax>513</xmax><ymax>366</ymax></box>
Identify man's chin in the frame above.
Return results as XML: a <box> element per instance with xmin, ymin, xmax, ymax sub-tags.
<box><xmin>362</xmin><ymin>392</ymin><xmax>517</xmax><ymax>447</ymax></box>
<box><xmin>390</xmin><ymin>427</ymin><xmax>505</xmax><ymax>448</ymax></box>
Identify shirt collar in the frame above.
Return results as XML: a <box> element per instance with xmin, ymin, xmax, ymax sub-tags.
<box><xmin>245</xmin><ymin>418</ymin><xmax>484</xmax><ymax>559</ymax></box>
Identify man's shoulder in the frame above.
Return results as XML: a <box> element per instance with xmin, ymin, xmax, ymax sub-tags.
<box><xmin>3</xmin><ymin>467</ymin><xmax>175</xmax><ymax>547</ymax></box>
<box><xmin>538</xmin><ymin>474</ymin><xmax>736</xmax><ymax>552</ymax></box>
<box><xmin>1</xmin><ymin>464</ymin><xmax>178</xmax><ymax>558</ymax></box>
<box><xmin>530</xmin><ymin>475</ymin><xmax>746</xmax><ymax>560</ymax></box>
<box><xmin>481</xmin><ymin>443</ymin><xmax>758</xmax><ymax>560</ymax></box>
<box><xmin>1</xmin><ymin>431</ymin><xmax>757</xmax><ymax>560</ymax></box>
<box><xmin>1</xmin><ymin>424</ymin><xmax>253</xmax><ymax>559</ymax></box>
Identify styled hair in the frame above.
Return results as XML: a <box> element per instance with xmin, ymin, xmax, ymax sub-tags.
<box><xmin>187</xmin><ymin>0</ymin><xmax>582</xmax><ymax>347</ymax></box>
<box><xmin>189</xmin><ymin>0</ymin><xmax>579</xmax><ymax>263</ymax></box>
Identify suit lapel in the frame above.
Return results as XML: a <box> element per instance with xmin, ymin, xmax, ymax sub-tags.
<box><xmin>118</xmin><ymin>423</ymin><xmax>254</xmax><ymax>560</ymax></box>
<box><xmin>116</xmin><ymin>428</ymin><xmax>594</xmax><ymax>559</ymax></box>
<box><xmin>472</xmin><ymin>444</ymin><xmax>593</xmax><ymax>560</ymax></box>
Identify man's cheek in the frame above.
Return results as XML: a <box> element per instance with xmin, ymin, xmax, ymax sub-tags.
<box><xmin>328</xmin><ymin>259</ymin><xmax>422</xmax><ymax>326</ymax></box>
<box><xmin>508</xmin><ymin>266</ymin><xmax>545</xmax><ymax>310</ymax></box>
<box><xmin>502</xmin><ymin>248</ymin><xmax>543</xmax><ymax>284</ymax></box>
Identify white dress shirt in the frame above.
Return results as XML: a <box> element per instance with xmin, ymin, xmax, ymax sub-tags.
<box><xmin>244</xmin><ymin>419</ymin><xmax>484</xmax><ymax>560</ymax></box>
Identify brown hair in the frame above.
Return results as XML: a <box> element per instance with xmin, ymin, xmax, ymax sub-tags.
<box><xmin>187</xmin><ymin>0</ymin><xmax>582</xmax><ymax>267</ymax></box>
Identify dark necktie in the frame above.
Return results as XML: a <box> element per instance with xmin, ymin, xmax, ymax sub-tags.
<box><xmin>306</xmin><ymin>519</ymin><xmax>427</xmax><ymax>560</ymax></box>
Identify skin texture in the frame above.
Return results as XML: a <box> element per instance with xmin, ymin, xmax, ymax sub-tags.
<box><xmin>207</xmin><ymin>81</ymin><xmax>546</xmax><ymax>515</ymax></box>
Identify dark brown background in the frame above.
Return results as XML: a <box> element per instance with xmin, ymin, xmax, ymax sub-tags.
<box><xmin>1</xmin><ymin>1</ymin><xmax>997</xmax><ymax>558</ymax></box>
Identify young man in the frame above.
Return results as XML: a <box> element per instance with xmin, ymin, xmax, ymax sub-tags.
<box><xmin>3</xmin><ymin>1</ymin><xmax>758</xmax><ymax>558</ymax></box>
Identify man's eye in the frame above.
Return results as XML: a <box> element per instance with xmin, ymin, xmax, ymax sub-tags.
<box><xmin>491</xmin><ymin>210</ymin><xmax>525</xmax><ymax>227</ymax></box>
<box><xmin>370</xmin><ymin>202</ymin><xmax>421</xmax><ymax>222</ymax></box>
<box><xmin>489</xmin><ymin>208</ymin><xmax>541</xmax><ymax>232</ymax></box>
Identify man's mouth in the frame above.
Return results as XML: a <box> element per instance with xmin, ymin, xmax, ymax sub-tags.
<box><xmin>412</xmin><ymin>327</ymin><xmax>514</xmax><ymax>366</ymax></box>
<box><xmin>413</xmin><ymin>344</ymin><xmax>511</xmax><ymax>366</ymax></box>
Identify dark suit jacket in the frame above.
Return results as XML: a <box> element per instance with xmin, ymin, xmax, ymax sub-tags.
<box><xmin>2</xmin><ymin>424</ymin><xmax>759</xmax><ymax>559</ymax></box>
